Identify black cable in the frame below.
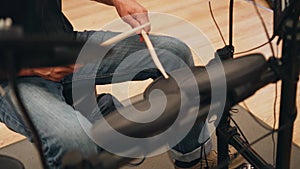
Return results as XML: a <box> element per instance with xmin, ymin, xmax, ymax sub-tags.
<box><xmin>198</xmin><ymin>138</ymin><xmax>211</xmax><ymax>169</ymax></box>
<box><xmin>6</xmin><ymin>53</ymin><xmax>48</xmax><ymax>169</ymax></box>
<box><xmin>203</xmin><ymin>145</ymin><xmax>210</xmax><ymax>169</ymax></box>
<box><xmin>250</xmin><ymin>110</ymin><xmax>295</xmax><ymax>146</ymax></box>
<box><xmin>208</xmin><ymin>1</ymin><xmax>227</xmax><ymax>46</ymax></box>
<box><xmin>126</xmin><ymin>157</ymin><xmax>146</xmax><ymax>167</ymax></box>
<box><xmin>215</xmin><ymin>114</ymin><xmax>296</xmax><ymax>169</ymax></box>
<box><xmin>252</xmin><ymin>0</ymin><xmax>276</xmax><ymax>57</ymax></box>
<box><xmin>241</xmin><ymin>102</ymin><xmax>274</xmax><ymax>132</ymax></box>
<box><xmin>229</xmin><ymin>0</ymin><xmax>234</xmax><ymax>47</ymax></box>
<box><xmin>209</xmin><ymin>0</ymin><xmax>277</xmax><ymax>56</ymax></box>
<box><xmin>200</xmin><ymin>145</ymin><xmax>204</xmax><ymax>169</ymax></box>
<box><xmin>271</xmin><ymin>82</ymin><xmax>278</xmax><ymax>166</ymax></box>
<box><xmin>241</xmin><ymin>81</ymin><xmax>279</xmax><ymax>166</ymax></box>
<box><xmin>229</xmin><ymin>108</ymin><xmax>239</xmax><ymax>114</ymax></box>
<box><xmin>229</xmin><ymin>114</ymin><xmax>250</xmax><ymax>145</ymax></box>
<box><xmin>230</xmin><ymin>104</ymin><xmax>279</xmax><ymax>166</ymax></box>
<box><xmin>275</xmin><ymin>40</ymin><xmax>280</xmax><ymax>58</ymax></box>
<box><xmin>208</xmin><ymin>1</ymin><xmax>275</xmax><ymax>55</ymax></box>
<box><xmin>235</xmin><ymin>0</ymin><xmax>278</xmax><ymax>56</ymax></box>
<box><xmin>214</xmin><ymin>131</ymin><xmax>272</xmax><ymax>169</ymax></box>
<box><xmin>234</xmin><ymin>37</ymin><xmax>275</xmax><ymax>55</ymax></box>
<box><xmin>209</xmin><ymin>0</ymin><xmax>298</xmax><ymax>168</ymax></box>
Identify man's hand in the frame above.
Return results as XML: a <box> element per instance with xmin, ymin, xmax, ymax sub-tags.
<box><xmin>113</xmin><ymin>0</ymin><xmax>150</xmax><ymax>33</ymax></box>
<box><xmin>95</xmin><ymin>0</ymin><xmax>151</xmax><ymax>33</ymax></box>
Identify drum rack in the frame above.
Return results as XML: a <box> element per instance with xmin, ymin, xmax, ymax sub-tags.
<box><xmin>216</xmin><ymin>0</ymin><xmax>299</xmax><ymax>168</ymax></box>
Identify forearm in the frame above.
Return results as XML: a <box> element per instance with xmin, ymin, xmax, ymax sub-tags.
<box><xmin>92</xmin><ymin>0</ymin><xmax>150</xmax><ymax>32</ymax></box>
<box><xmin>18</xmin><ymin>64</ymin><xmax>80</xmax><ymax>82</ymax></box>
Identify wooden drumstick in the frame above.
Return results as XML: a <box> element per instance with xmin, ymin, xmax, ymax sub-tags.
<box><xmin>100</xmin><ymin>22</ymin><xmax>151</xmax><ymax>46</ymax></box>
<box><xmin>141</xmin><ymin>30</ymin><xmax>169</xmax><ymax>79</ymax></box>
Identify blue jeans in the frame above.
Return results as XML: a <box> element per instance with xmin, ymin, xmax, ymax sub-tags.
<box><xmin>0</xmin><ymin>31</ymin><xmax>211</xmax><ymax>169</ymax></box>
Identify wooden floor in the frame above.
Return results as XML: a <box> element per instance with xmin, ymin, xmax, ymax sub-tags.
<box><xmin>1</xmin><ymin>0</ymin><xmax>299</xmax><ymax>152</ymax></box>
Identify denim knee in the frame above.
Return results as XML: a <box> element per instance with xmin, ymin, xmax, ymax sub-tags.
<box><xmin>40</xmin><ymin>121</ymin><xmax>98</xmax><ymax>169</ymax></box>
<box><xmin>151</xmin><ymin>35</ymin><xmax>194</xmax><ymax>67</ymax></box>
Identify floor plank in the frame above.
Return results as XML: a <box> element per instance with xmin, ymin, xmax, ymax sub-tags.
<box><xmin>0</xmin><ymin>123</ymin><xmax>25</xmax><ymax>148</ymax></box>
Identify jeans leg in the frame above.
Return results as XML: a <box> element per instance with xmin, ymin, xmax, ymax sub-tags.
<box><xmin>63</xmin><ymin>30</ymin><xmax>211</xmax><ymax>163</ymax></box>
<box><xmin>0</xmin><ymin>77</ymin><xmax>98</xmax><ymax>169</ymax></box>
<box><xmin>87</xmin><ymin>93</ymin><xmax>123</xmax><ymax>123</ymax></box>
<box><xmin>64</xmin><ymin>30</ymin><xmax>194</xmax><ymax>84</ymax></box>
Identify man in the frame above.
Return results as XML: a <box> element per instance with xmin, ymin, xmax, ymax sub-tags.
<box><xmin>0</xmin><ymin>0</ymin><xmax>223</xmax><ymax>168</ymax></box>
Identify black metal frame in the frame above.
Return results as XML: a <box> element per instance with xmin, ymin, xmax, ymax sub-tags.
<box><xmin>274</xmin><ymin>1</ymin><xmax>299</xmax><ymax>167</ymax></box>
<box><xmin>215</xmin><ymin>0</ymin><xmax>299</xmax><ymax>169</ymax></box>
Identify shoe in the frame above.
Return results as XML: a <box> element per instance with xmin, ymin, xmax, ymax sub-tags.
<box><xmin>174</xmin><ymin>146</ymin><xmax>246</xmax><ymax>169</ymax></box>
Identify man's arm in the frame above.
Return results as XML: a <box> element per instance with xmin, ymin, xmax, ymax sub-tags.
<box><xmin>18</xmin><ymin>65</ymin><xmax>79</xmax><ymax>82</ymax></box>
<box><xmin>18</xmin><ymin>0</ymin><xmax>150</xmax><ymax>81</ymax></box>
<box><xmin>93</xmin><ymin>0</ymin><xmax>150</xmax><ymax>33</ymax></box>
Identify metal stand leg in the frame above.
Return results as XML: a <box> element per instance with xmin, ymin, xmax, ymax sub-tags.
<box><xmin>275</xmin><ymin>17</ymin><xmax>299</xmax><ymax>169</ymax></box>
<box><xmin>216</xmin><ymin>111</ymin><xmax>230</xmax><ymax>169</ymax></box>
